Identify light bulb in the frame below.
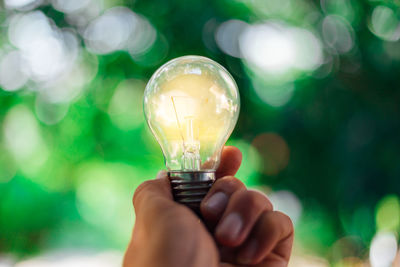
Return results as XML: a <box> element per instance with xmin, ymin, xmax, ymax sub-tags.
<box><xmin>143</xmin><ymin>55</ymin><xmax>240</xmax><ymax>212</ymax></box>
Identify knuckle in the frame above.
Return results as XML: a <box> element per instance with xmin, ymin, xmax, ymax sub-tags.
<box><xmin>132</xmin><ymin>180</ymin><xmax>154</xmax><ymax>207</ymax></box>
<box><xmin>275</xmin><ymin>211</ymin><xmax>294</xmax><ymax>229</ymax></box>
<box><xmin>241</xmin><ymin>191</ymin><xmax>260</xmax><ymax>207</ymax></box>
<box><xmin>246</xmin><ymin>190</ymin><xmax>273</xmax><ymax>210</ymax></box>
<box><xmin>215</xmin><ymin>176</ymin><xmax>245</xmax><ymax>191</ymax></box>
<box><xmin>249</xmin><ymin>189</ymin><xmax>274</xmax><ymax>210</ymax></box>
<box><xmin>261</xmin><ymin>211</ymin><xmax>294</xmax><ymax>238</ymax></box>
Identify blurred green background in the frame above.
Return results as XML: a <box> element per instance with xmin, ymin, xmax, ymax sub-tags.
<box><xmin>0</xmin><ymin>0</ymin><xmax>399</xmax><ymax>266</ymax></box>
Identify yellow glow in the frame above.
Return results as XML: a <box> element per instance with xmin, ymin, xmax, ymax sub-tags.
<box><xmin>144</xmin><ymin>56</ymin><xmax>240</xmax><ymax>171</ymax></box>
<box><xmin>152</xmin><ymin>73</ymin><xmax>233</xmax><ymax>144</ymax></box>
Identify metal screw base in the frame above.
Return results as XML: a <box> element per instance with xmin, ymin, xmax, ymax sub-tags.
<box><xmin>168</xmin><ymin>171</ymin><xmax>215</xmax><ymax>215</ymax></box>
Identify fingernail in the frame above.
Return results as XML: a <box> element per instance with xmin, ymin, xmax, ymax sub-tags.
<box><xmin>216</xmin><ymin>212</ymin><xmax>243</xmax><ymax>242</ymax></box>
<box><xmin>237</xmin><ymin>238</ymin><xmax>258</xmax><ymax>265</ymax></box>
<box><xmin>203</xmin><ymin>192</ymin><xmax>228</xmax><ymax>216</ymax></box>
<box><xmin>156</xmin><ymin>170</ymin><xmax>167</xmax><ymax>179</ymax></box>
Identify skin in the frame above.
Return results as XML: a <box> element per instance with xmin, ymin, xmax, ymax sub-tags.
<box><xmin>123</xmin><ymin>146</ymin><xmax>294</xmax><ymax>267</ymax></box>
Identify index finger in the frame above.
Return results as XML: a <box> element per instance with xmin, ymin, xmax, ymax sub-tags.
<box><xmin>216</xmin><ymin>146</ymin><xmax>242</xmax><ymax>179</ymax></box>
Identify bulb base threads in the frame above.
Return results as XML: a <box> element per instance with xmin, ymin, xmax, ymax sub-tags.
<box><xmin>168</xmin><ymin>171</ymin><xmax>215</xmax><ymax>215</ymax></box>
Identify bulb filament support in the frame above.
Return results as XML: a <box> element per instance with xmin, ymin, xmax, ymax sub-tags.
<box><xmin>168</xmin><ymin>171</ymin><xmax>215</xmax><ymax>215</ymax></box>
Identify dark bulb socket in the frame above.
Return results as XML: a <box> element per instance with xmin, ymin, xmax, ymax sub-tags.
<box><xmin>168</xmin><ymin>171</ymin><xmax>215</xmax><ymax>216</ymax></box>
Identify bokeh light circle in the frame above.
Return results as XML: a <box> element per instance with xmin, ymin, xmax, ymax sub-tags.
<box><xmin>215</xmin><ymin>19</ymin><xmax>248</xmax><ymax>58</ymax></box>
<box><xmin>369</xmin><ymin>5</ymin><xmax>400</xmax><ymax>42</ymax></box>
<box><xmin>239</xmin><ymin>21</ymin><xmax>323</xmax><ymax>76</ymax></box>
<box><xmin>369</xmin><ymin>232</ymin><xmax>398</xmax><ymax>267</ymax></box>
<box><xmin>251</xmin><ymin>133</ymin><xmax>290</xmax><ymax>175</ymax></box>
<box><xmin>322</xmin><ymin>15</ymin><xmax>355</xmax><ymax>54</ymax></box>
<box><xmin>0</xmin><ymin>50</ymin><xmax>28</xmax><ymax>91</ymax></box>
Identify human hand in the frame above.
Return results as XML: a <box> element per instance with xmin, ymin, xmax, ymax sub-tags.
<box><xmin>123</xmin><ymin>146</ymin><xmax>294</xmax><ymax>267</ymax></box>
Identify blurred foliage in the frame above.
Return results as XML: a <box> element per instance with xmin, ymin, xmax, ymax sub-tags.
<box><xmin>0</xmin><ymin>0</ymin><xmax>400</xmax><ymax>265</ymax></box>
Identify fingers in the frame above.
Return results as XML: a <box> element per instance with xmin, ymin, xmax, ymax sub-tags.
<box><xmin>215</xmin><ymin>189</ymin><xmax>273</xmax><ymax>247</ymax></box>
<box><xmin>202</xmin><ymin>177</ymin><xmax>273</xmax><ymax>247</ymax></box>
<box><xmin>201</xmin><ymin>176</ymin><xmax>246</xmax><ymax>222</ymax></box>
<box><xmin>201</xmin><ymin>176</ymin><xmax>293</xmax><ymax>266</ymax></box>
<box><xmin>216</xmin><ymin>146</ymin><xmax>242</xmax><ymax>179</ymax></box>
<box><xmin>237</xmin><ymin>211</ymin><xmax>294</xmax><ymax>266</ymax></box>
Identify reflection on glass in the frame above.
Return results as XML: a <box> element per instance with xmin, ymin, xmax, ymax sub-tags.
<box><xmin>144</xmin><ymin>56</ymin><xmax>240</xmax><ymax>171</ymax></box>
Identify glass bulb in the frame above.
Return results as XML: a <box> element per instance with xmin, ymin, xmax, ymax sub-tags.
<box><xmin>143</xmin><ymin>55</ymin><xmax>240</xmax><ymax>210</ymax></box>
